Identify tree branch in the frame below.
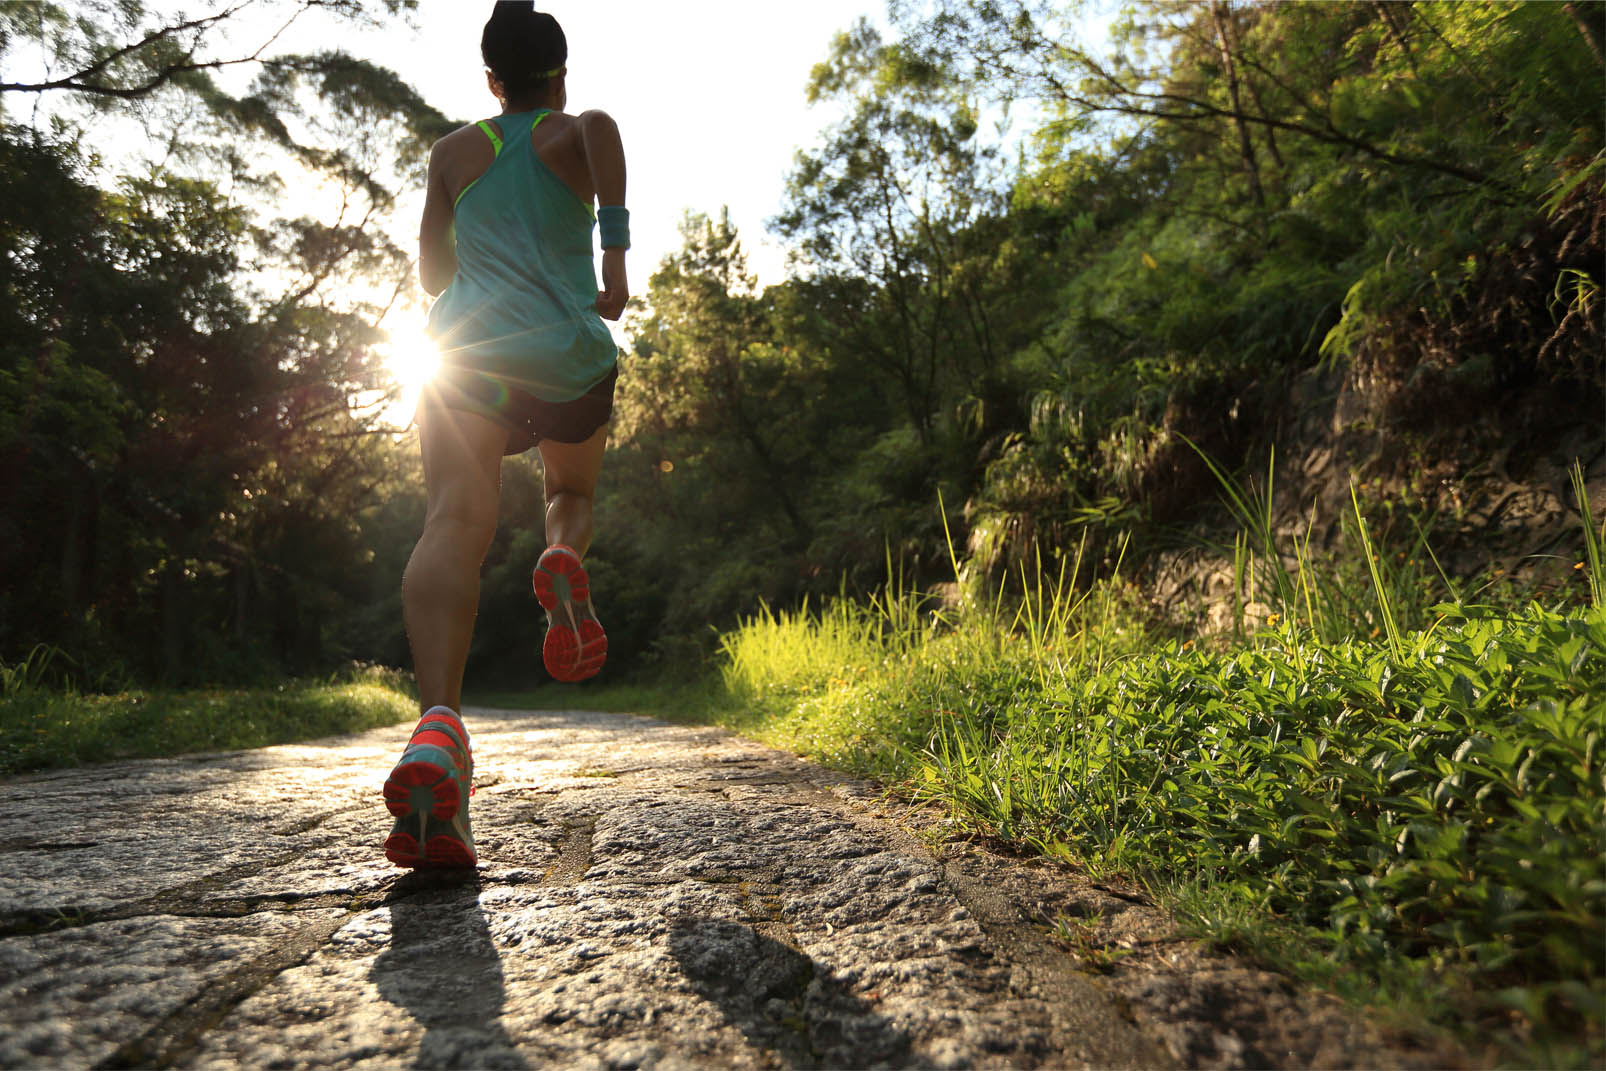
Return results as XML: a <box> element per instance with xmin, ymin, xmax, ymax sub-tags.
<box><xmin>972</xmin><ymin>6</ymin><xmax>1502</xmax><ymax>192</ymax></box>
<box><xmin>1035</xmin><ymin>41</ymin><xmax>1499</xmax><ymax>190</ymax></box>
<box><xmin>1</xmin><ymin>2</ymin><xmax>313</xmax><ymax>100</ymax></box>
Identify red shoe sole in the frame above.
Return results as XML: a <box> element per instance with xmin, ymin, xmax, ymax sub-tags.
<box><xmin>424</xmin><ymin>835</ymin><xmax>476</xmax><ymax>867</ymax></box>
<box><xmin>531</xmin><ymin>546</ymin><xmax>589</xmax><ymax>609</ymax></box>
<box><xmin>384</xmin><ymin>830</ymin><xmax>423</xmax><ymax>867</ymax></box>
<box><xmin>382</xmin><ymin>760</ymin><xmax>461</xmax><ymax>820</ymax></box>
<box><xmin>533</xmin><ymin>547</ymin><xmax>607</xmax><ymax>681</ymax></box>
<box><xmin>383</xmin><ymin>830</ymin><xmax>476</xmax><ymax>869</ymax></box>
<box><xmin>544</xmin><ymin>619</ymin><xmax>608</xmax><ymax>682</ymax></box>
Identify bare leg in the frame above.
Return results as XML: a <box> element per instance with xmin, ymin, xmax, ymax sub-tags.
<box><xmin>403</xmin><ymin>397</ymin><xmax>508</xmax><ymax>713</ymax></box>
<box><xmin>531</xmin><ymin>424</ymin><xmax>610</xmax><ymax>680</ymax></box>
<box><xmin>538</xmin><ymin>424</ymin><xmax>608</xmax><ymax>556</ymax></box>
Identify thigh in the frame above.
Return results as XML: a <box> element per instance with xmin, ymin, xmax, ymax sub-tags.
<box><xmin>523</xmin><ymin>366</ymin><xmax>617</xmax><ymax>449</ymax></box>
<box><xmin>418</xmin><ymin>388</ymin><xmax>510</xmax><ymax>525</ymax></box>
<box><xmin>536</xmin><ymin>423</ymin><xmax>608</xmax><ymax>499</ymax></box>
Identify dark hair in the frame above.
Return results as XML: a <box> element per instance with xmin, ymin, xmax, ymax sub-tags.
<box><xmin>481</xmin><ymin>1</ymin><xmax>566</xmax><ymax>98</ymax></box>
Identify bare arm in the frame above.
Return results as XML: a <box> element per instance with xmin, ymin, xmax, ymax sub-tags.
<box><xmin>579</xmin><ymin>110</ymin><xmax>628</xmax><ymax>320</ymax></box>
<box><xmin>418</xmin><ymin>141</ymin><xmax>456</xmax><ymax>297</ymax></box>
<box><xmin>579</xmin><ymin>109</ymin><xmax>626</xmax><ymax>212</ymax></box>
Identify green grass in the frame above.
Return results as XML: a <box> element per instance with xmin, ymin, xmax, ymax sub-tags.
<box><xmin>638</xmin><ymin>464</ymin><xmax>1606</xmax><ymax>1064</ymax></box>
<box><xmin>702</xmin><ymin>591</ymin><xmax>1603</xmax><ymax>1061</ymax></box>
<box><xmin>419</xmin><ymin>463</ymin><xmax>1606</xmax><ymax>1062</ymax></box>
<box><xmin>0</xmin><ymin>662</ymin><xmax>419</xmax><ymax>775</ymax></box>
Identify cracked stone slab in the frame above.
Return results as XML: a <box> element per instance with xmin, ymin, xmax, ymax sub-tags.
<box><xmin>0</xmin><ymin>705</ymin><xmax>1440</xmax><ymax>1069</ymax></box>
<box><xmin>0</xmin><ymin>909</ymin><xmax>348</xmax><ymax>1068</ymax></box>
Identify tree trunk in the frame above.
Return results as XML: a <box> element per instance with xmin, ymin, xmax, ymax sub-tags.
<box><xmin>1210</xmin><ymin>0</ymin><xmax>1266</xmax><ymax>210</ymax></box>
<box><xmin>1564</xmin><ymin>2</ymin><xmax>1604</xmax><ymax>65</ymax></box>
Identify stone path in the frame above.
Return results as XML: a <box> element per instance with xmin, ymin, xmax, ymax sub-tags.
<box><xmin>0</xmin><ymin>707</ymin><xmax>1446</xmax><ymax>1069</ymax></box>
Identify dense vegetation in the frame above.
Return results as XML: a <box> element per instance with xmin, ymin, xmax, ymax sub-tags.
<box><xmin>0</xmin><ymin>0</ymin><xmax>444</xmax><ymax>686</ymax></box>
<box><xmin>566</xmin><ymin>0</ymin><xmax>1602</xmax><ymax>675</ymax></box>
<box><xmin>703</xmin><ymin>540</ymin><xmax>1603</xmax><ymax>1062</ymax></box>
<box><xmin>1</xmin><ymin>1</ymin><xmax>1598</xmax><ymax>682</ymax></box>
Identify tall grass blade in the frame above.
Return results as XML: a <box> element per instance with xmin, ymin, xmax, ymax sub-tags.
<box><xmin>937</xmin><ymin>487</ymin><xmax>964</xmax><ymax>599</ymax></box>
<box><xmin>1349</xmin><ymin>478</ymin><xmax>1403</xmax><ymax>660</ymax></box>
<box><xmin>1571</xmin><ymin>460</ymin><xmax>1603</xmax><ymax>609</ymax></box>
<box><xmin>1181</xmin><ymin>436</ymin><xmax>1299</xmax><ymax>623</ymax></box>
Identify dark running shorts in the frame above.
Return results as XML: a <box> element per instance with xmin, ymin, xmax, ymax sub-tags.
<box><xmin>422</xmin><ymin>364</ymin><xmax>617</xmax><ymax>456</ymax></box>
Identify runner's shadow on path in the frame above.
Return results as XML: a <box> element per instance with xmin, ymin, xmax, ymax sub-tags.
<box><xmin>372</xmin><ymin>871</ymin><xmax>528</xmax><ymax>1070</ymax></box>
<box><xmin>669</xmin><ymin>915</ymin><xmax>910</xmax><ymax>1068</ymax></box>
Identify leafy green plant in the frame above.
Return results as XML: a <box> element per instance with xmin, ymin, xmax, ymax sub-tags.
<box><xmin>922</xmin><ymin>603</ymin><xmax>1604</xmax><ymax>1050</ymax></box>
<box><xmin>695</xmin><ymin>489</ymin><xmax>1606</xmax><ymax>1059</ymax></box>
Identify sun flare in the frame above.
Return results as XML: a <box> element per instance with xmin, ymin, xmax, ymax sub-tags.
<box><xmin>378</xmin><ymin>329</ymin><xmax>441</xmax><ymax>428</ymax></box>
<box><xmin>384</xmin><ymin>329</ymin><xmax>441</xmax><ymax>391</ymax></box>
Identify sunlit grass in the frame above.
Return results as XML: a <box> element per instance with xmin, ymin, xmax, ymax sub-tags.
<box><xmin>0</xmin><ymin>663</ymin><xmax>418</xmax><ymax>774</ymax></box>
<box><xmin>424</xmin><ymin>461</ymin><xmax>1606</xmax><ymax>1061</ymax></box>
<box><xmin>688</xmin><ymin>463</ymin><xmax>1606</xmax><ymax>1062</ymax></box>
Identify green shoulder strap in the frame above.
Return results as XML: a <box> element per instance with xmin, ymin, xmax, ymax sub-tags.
<box><xmin>475</xmin><ymin>119</ymin><xmax>503</xmax><ymax>157</ymax></box>
<box><xmin>456</xmin><ymin>110</ymin><xmax>555</xmax><ymax>208</ymax></box>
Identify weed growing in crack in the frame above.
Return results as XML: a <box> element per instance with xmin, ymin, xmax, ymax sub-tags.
<box><xmin>1047</xmin><ymin>913</ymin><xmax>1129</xmax><ymax>974</ymax></box>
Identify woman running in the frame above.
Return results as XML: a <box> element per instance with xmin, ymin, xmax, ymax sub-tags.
<box><xmin>383</xmin><ymin>0</ymin><xmax>629</xmax><ymax>868</ymax></box>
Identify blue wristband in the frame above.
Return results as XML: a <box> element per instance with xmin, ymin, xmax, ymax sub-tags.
<box><xmin>597</xmin><ymin>206</ymin><xmax>630</xmax><ymax>250</ymax></box>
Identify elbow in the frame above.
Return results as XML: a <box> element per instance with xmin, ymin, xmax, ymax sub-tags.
<box><xmin>419</xmin><ymin>260</ymin><xmax>452</xmax><ymax>297</ymax></box>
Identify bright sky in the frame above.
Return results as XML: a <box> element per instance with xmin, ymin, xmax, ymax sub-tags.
<box><xmin>196</xmin><ymin>0</ymin><xmax>889</xmax><ymax>420</ymax></box>
<box><xmin>11</xmin><ymin>0</ymin><xmax>1125</xmax><ymax>298</ymax></box>
<box><xmin>324</xmin><ymin>0</ymin><xmax>889</xmax><ymax>289</ymax></box>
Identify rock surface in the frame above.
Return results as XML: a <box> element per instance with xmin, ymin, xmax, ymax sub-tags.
<box><xmin>0</xmin><ymin>707</ymin><xmax>1448</xmax><ymax>1069</ymax></box>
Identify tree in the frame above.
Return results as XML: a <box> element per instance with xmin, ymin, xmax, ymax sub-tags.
<box><xmin>0</xmin><ymin>1</ymin><xmax>451</xmax><ymax>682</ymax></box>
<box><xmin>621</xmin><ymin>211</ymin><xmax>821</xmax><ymax>548</ymax></box>
<box><xmin>777</xmin><ymin>18</ymin><xmax>1029</xmax><ymax>442</ymax></box>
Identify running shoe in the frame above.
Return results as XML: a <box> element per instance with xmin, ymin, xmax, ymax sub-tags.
<box><xmin>382</xmin><ymin>705</ymin><xmax>476</xmax><ymax>868</ymax></box>
<box><xmin>532</xmin><ymin>543</ymin><xmax>607</xmax><ymax>682</ymax></box>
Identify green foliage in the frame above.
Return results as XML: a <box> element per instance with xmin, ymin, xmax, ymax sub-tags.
<box><xmin>579</xmin><ymin>0</ymin><xmax>1600</xmax><ymax>703</ymax></box>
<box><xmin>706</xmin><ymin>532</ymin><xmax>1604</xmax><ymax>1056</ymax></box>
<box><xmin>0</xmin><ymin>645</ymin><xmax>74</xmax><ymax>696</ymax></box>
<box><xmin>620</xmin><ymin>210</ymin><xmax>825</xmax><ymax>554</ymax></box>
<box><xmin>778</xmin><ymin>16</ymin><xmax>1044</xmax><ymax>448</ymax></box>
<box><xmin>850</xmin><ymin>0</ymin><xmax>1604</xmax><ymax>579</ymax></box>
<box><xmin>0</xmin><ymin>662</ymin><xmax>417</xmax><ymax>774</ymax></box>
<box><xmin>918</xmin><ymin>606</ymin><xmax>1602</xmax><ymax>1045</ymax></box>
<box><xmin>0</xmin><ymin>2</ymin><xmax>442</xmax><ymax>686</ymax></box>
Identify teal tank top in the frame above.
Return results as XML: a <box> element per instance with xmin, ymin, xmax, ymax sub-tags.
<box><xmin>425</xmin><ymin>109</ymin><xmax>617</xmax><ymax>402</ymax></box>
